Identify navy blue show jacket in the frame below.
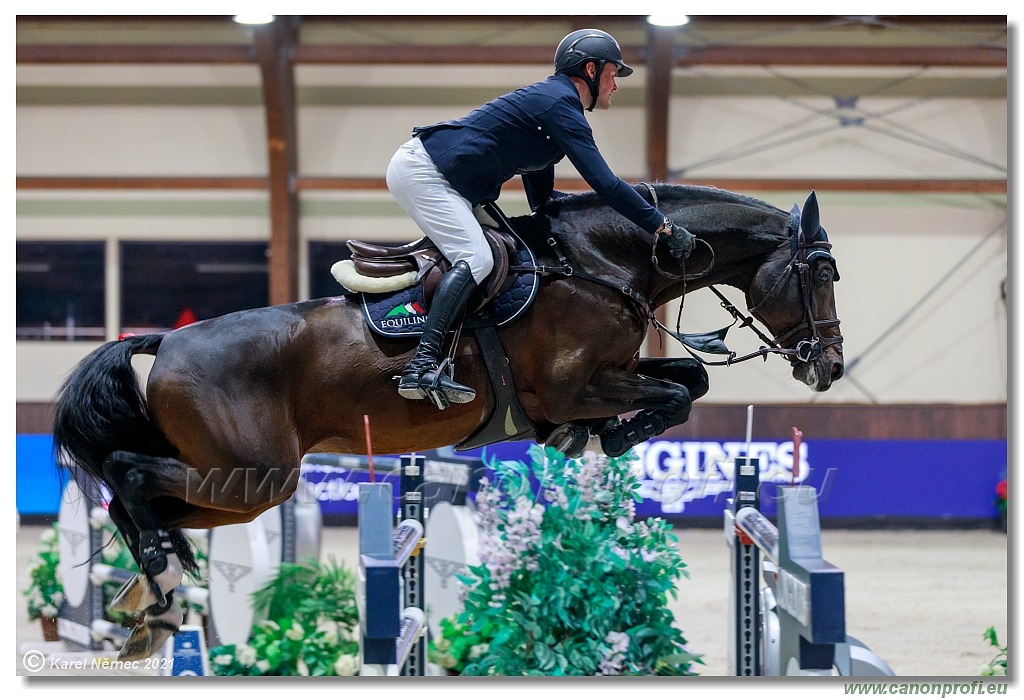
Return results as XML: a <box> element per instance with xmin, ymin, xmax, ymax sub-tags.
<box><xmin>413</xmin><ymin>74</ymin><xmax>664</xmax><ymax>234</ymax></box>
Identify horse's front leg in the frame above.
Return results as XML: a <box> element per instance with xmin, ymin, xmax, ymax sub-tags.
<box><xmin>544</xmin><ymin>358</ymin><xmax>710</xmax><ymax>457</ymax></box>
<box><xmin>540</xmin><ymin>364</ymin><xmax>699</xmax><ymax>459</ymax></box>
<box><xmin>633</xmin><ymin>357</ymin><xmax>710</xmax><ymax>400</ymax></box>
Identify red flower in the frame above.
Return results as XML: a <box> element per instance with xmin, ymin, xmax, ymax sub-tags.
<box><xmin>996</xmin><ymin>480</ymin><xmax>1007</xmax><ymax>501</ymax></box>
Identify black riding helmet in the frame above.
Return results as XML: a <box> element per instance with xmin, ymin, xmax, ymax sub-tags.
<box><xmin>553</xmin><ymin>29</ymin><xmax>633</xmax><ymax>112</ymax></box>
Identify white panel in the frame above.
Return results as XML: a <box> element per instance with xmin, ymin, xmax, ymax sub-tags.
<box><xmin>669</xmin><ymin>97</ymin><xmax>1006</xmax><ymax>179</ymax></box>
<box><xmin>16</xmin><ymin>106</ymin><xmax>268</xmax><ymax>175</ymax></box>
<box><xmin>298</xmin><ymin>105</ymin><xmax>649</xmax><ymax>178</ymax></box>
<box><xmin>297</xmin><ymin>64</ymin><xmax>551</xmax><ymax>88</ymax></box>
<box><xmin>17</xmin><ymin>64</ymin><xmax>261</xmax><ymax>86</ymax></box>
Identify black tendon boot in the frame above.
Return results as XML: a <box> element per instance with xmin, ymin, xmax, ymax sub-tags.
<box><xmin>398</xmin><ymin>260</ymin><xmax>478</xmax><ymax>409</ymax></box>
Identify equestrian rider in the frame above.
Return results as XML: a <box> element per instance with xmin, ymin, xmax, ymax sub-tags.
<box><xmin>386</xmin><ymin>28</ymin><xmax>696</xmax><ymax>408</ymax></box>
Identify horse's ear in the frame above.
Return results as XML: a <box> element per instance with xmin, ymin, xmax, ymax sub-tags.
<box><xmin>801</xmin><ymin>191</ymin><xmax>820</xmax><ymax>235</ymax></box>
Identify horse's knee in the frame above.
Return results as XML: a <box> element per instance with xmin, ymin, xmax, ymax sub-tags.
<box><xmin>666</xmin><ymin>359</ymin><xmax>709</xmax><ymax>400</ymax></box>
<box><xmin>686</xmin><ymin>365</ymin><xmax>710</xmax><ymax>400</ymax></box>
<box><xmin>662</xmin><ymin>388</ymin><xmax>694</xmax><ymax>424</ymax></box>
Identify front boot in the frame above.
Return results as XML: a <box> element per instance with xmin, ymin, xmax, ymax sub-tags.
<box><xmin>398</xmin><ymin>260</ymin><xmax>478</xmax><ymax>408</ymax></box>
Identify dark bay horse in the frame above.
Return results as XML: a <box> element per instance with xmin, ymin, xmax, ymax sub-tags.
<box><xmin>52</xmin><ymin>185</ymin><xmax>843</xmax><ymax>659</ymax></box>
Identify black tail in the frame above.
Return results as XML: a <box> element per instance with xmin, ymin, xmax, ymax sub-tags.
<box><xmin>52</xmin><ymin>334</ymin><xmax>175</xmax><ymax>487</ymax></box>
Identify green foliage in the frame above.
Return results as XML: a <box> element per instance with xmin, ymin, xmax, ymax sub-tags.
<box><xmin>444</xmin><ymin>444</ymin><xmax>702</xmax><ymax>676</ymax></box>
<box><xmin>428</xmin><ymin>615</ymin><xmax>496</xmax><ymax>674</ymax></box>
<box><xmin>208</xmin><ymin>557</ymin><xmax>360</xmax><ymax>676</ymax></box>
<box><xmin>24</xmin><ymin>525</ymin><xmax>64</xmax><ymax>621</ymax></box>
<box><xmin>980</xmin><ymin>627</ymin><xmax>1007</xmax><ymax>676</ymax></box>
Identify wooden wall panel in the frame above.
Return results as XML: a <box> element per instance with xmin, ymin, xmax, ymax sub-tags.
<box><xmin>18</xmin><ymin>401</ymin><xmax>1006</xmax><ymax>440</ymax></box>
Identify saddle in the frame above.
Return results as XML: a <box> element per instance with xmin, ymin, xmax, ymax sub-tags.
<box><xmin>334</xmin><ymin>203</ymin><xmax>541</xmax><ymax>452</ymax></box>
<box><xmin>341</xmin><ymin>207</ymin><xmax>519</xmax><ymax>314</ymax></box>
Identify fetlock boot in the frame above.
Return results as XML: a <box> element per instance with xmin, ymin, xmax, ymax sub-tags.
<box><xmin>111</xmin><ymin>529</ymin><xmax>183</xmax><ymax>613</ymax></box>
<box><xmin>398</xmin><ymin>260</ymin><xmax>478</xmax><ymax>408</ymax></box>
<box><xmin>600</xmin><ymin>411</ymin><xmax>667</xmax><ymax>458</ymax></box>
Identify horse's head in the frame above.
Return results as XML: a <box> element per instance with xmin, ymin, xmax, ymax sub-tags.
<box><xmin>746</xmin><ymin>191</ymin><xmax>844</xmax><ymax>391</ymax></box>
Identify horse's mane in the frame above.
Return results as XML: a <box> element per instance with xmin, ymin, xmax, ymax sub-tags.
<box><xmin>547</xmin><ymin>183</ymin><xmax>785</xmax><ymax>218</ymax></box>
<box><xmin>532</xmin><ymin>183</ymin><xmax>791</xmax><ymax>246</ymax></box>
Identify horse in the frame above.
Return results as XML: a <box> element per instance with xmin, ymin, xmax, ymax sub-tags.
<box><xmin>51</xmin><ymin>184</ymin><xmax>843</xmax><ymax>660</ymax></box>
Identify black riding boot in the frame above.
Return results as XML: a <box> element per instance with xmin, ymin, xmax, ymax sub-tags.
<box><xmin>398</xmin><ymin>260</ymin><xmax>478</xmax><ymax>408</ymax></box>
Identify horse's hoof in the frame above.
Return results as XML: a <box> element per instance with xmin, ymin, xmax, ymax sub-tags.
<box><xmin>545</xmin><ymin>423</ymin><xmax>590</xmax><ymax>458</ymax></box>
<box><xmin>117</xmin><ymin>604</ymin><xmax>183</xmax><ymax>661</ymax></box>
<box><xmin>109</xmin><ymin>574</ymin><xmax>150</xmax><ymax>613</ymax></box>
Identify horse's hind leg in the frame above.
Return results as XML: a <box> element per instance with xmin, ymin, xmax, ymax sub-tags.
<box><xmin>101</xmin><ymin>450</ymin><xmax>199</xmax><ymax>660</ymax></box>
<box><xmin>102</xmin><ymin>497</ymin><xmax>154</xmax><ymax>613</ymax></box>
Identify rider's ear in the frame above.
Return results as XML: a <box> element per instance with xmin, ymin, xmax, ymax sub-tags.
<box><xmin>585</xmin><ymin>61</ymin><xmax>598</xmax><ymax>79</ymax></box>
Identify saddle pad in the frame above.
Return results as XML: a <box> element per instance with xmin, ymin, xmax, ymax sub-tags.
<box><xmin>360</xmin><ymin>232</ymin><xmax>539</xmax><ymax>338</ymax></box>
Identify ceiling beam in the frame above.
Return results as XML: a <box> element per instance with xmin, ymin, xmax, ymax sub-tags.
<box><xmin>253</xmin><ymin>17</ymin><xmax>300</xmax><ymax>306</ymax></box>
<box><xmin>16</xmin><ymin>176</ymin><xmax>1006</xmax><ymax>195</ymax></box>
<box><xmin>645</xmin><ymin>25</ymin><xmax>677</xmax><ymax>358</ymax></box>
<box><xmin>17</xmin><ymin>43</ymin><xmax>1006</xmax><ymax>68</ymax></box>
<box><xmin>16</xmin><ymin>44</ymin><xmax>255</xmax><ymax>64</ymax></box>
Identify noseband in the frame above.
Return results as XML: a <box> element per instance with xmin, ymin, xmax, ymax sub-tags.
<box><xmin>655</xmin><ymin>206</ymin><xmax>843</xmax><ymax>367</ymax></box>
<box><xmin>745</xmin><ymin>208</ymin><xmax>844</xmax><ymax>365</ymax></box>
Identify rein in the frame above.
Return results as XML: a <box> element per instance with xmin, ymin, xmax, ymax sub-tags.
<box><xmin>655</xmin><ymin>207</ymin><xmax>843</xmax><ymax>368</ymax></box>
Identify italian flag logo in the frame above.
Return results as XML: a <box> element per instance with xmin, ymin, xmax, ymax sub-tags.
<box><xmin>386</xmin><ymin>301</ymin><xmax>425</xmax><ymax>318</ymax></box>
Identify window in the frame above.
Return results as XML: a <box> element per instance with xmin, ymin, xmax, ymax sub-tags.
<box><xmin>17</xmin><ymin>241</ymin><xmax>105</xmax><ymax>340</ymax></box>
<box><xmin>120</xmin><ymin>242</ymin><xmax>269</xmax><ymax>333</ymax></box>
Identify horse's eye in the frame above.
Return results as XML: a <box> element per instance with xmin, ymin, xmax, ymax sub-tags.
<box><xmin>814</xmin><ymin>266</ymin><xmax>833</xmax><ymax>286</ymax></box>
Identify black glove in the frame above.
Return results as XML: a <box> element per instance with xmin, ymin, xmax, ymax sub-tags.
<box><xmin>662</xmin><ymin>218</ymin><xmax>695</xmax><ymax>259</ymax></box>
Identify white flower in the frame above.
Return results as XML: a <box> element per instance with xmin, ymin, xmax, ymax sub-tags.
<box><xmin>315</xmin><ymin>618</ymin><xmax>339</xmax><ymax>645</ymax></box>
<box><xmin>41</xmin><ymin>528</ymin><xmax>57</xmax><ymax>545</ymax></box>
<box><xmin>296</xmin><ymin>659</ymin><xmax>310</xmax><ymax>676</ymax></box>
<box><xmin>51</xmin><ymin>592</ymin><xmax>64</xmax><ymax>606</ymax></box>
<box><xmin>285</xmin><ymin>621</ymin><xmax>305</xmax><ymax>641</ymax></box>
<box><xmin>616</xmin><ymin>516</ymin><xmax>634</xmax><ymax>534</ymax></box>
<box><xmin>333</xmin><ymin>654</ymin><xmax>359</xmax><ymax>676</ymax></box>
<box><xmin>213</xmin><ymin>654</ymin><xmax>233</xmax><ymax>666</ymax></box>
<box><xmin>40</xmin><ymin>604</ymin><xmax>59</xmax><ymax>618</ymax></box>
<box><xmin>235</xmin><ymin>644</ymin><xmax>257</xmax><ymax>666</ymax></box>
<box><xmin>256</xmin><ymin>659</ymin><xmax>270</xmax><ymax>673</ymax></box>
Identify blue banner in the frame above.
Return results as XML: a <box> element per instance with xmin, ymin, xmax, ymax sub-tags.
<box><xmin>17</xmin><ymin>435</ymin><xmax>1006</xmax><ymax>522</ymax></box>
<box><xmin>16</xmin><ymin>434</ymin><xmax>65</xmax><ymax>516</ymax></box>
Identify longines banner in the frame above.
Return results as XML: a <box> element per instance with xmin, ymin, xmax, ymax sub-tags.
<box><xmin>17</xmin><ymin>435</ymin><xmax>1006</xmax><ymax>522</ymax></box>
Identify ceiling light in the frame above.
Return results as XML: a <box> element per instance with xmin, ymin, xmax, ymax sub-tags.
<box><xmin>647</xmin><ymin>14</ymin><xmax>690</xmax><ymax>27</ymax></box>
<box><xmin>233</xmin><ymin>14</ymin><xmax>274</xmax><ymax>25</ymax></box>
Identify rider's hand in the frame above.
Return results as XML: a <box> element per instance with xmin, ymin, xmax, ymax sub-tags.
<box><xmin>658</xmin><ymin>217</ymin><xmax>695</xmax><ymax>259</ymax></box>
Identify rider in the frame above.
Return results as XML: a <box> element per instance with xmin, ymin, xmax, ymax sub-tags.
<box><xmin>386</xmin><ymin>28</ymin><xmax>696</xmax><ymax>408</ymax></box>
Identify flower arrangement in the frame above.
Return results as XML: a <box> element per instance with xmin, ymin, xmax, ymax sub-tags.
<box><xmin>996</xmin><ymin>479</ymin><xmax>1007</xmax><ymax>532</ymax></box>
<box><xmin>24</xmin><ymin>524</ymin><xmax>64</xmax><ymax>624</ymax></box>
<box><xmin>980</xmin><ymin>626</ymin><xmax>1007</xmax><ymax>676</ymax></box>
<box><xmin>208</xmin><ymin>557</ymin><xmax>360</xmax><ymax>676</ymax></box>
<box><xmin>435</xmin><ymin>444</ymin><xmax>701</xmax><ymax>676</ymax></box>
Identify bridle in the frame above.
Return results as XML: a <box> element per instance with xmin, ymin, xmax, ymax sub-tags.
<box><xmin>653</xmin><ymin>204</ymin><xmax>843</xmax><ymax>368</ymax></box>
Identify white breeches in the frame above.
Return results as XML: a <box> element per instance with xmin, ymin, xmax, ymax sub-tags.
<box><xmin>386</xmin><ymin>137</ymin><xmax>494</xmax><ymax>285</ymax></box>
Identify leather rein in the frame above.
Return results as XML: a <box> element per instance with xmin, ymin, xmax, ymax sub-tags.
<box><xmin>649</xmin><ymin>196</ymin><xmax>843</xmax><ymax>368</ymax></box>
<box><xmin>527</xmin><ymin>186</ymin><xmax>842</xmax><ymax>368</ymax></box>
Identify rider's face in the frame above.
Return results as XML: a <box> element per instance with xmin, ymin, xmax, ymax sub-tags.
<box><xmin>594</xmin><ymin>63</ymin><xmax>619</xmax><ymax>110</ymax></box>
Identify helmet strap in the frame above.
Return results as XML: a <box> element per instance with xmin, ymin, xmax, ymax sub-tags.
<box><xmin>584</xmin><ymin>59</ymin><xmax>606</xmax><ymax>112</ymax></box>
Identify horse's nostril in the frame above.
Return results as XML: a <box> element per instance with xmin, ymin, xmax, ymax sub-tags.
<box><xmin>832</xmin><ymin>362</ymin><xmax>845</xmax><ymax>381</ymax></box>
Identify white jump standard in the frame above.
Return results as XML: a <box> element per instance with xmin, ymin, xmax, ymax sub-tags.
<box><xmin>726</xmin><ymin>454</ymin><xmax>894</xmax><ymax>676</ymax></box>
